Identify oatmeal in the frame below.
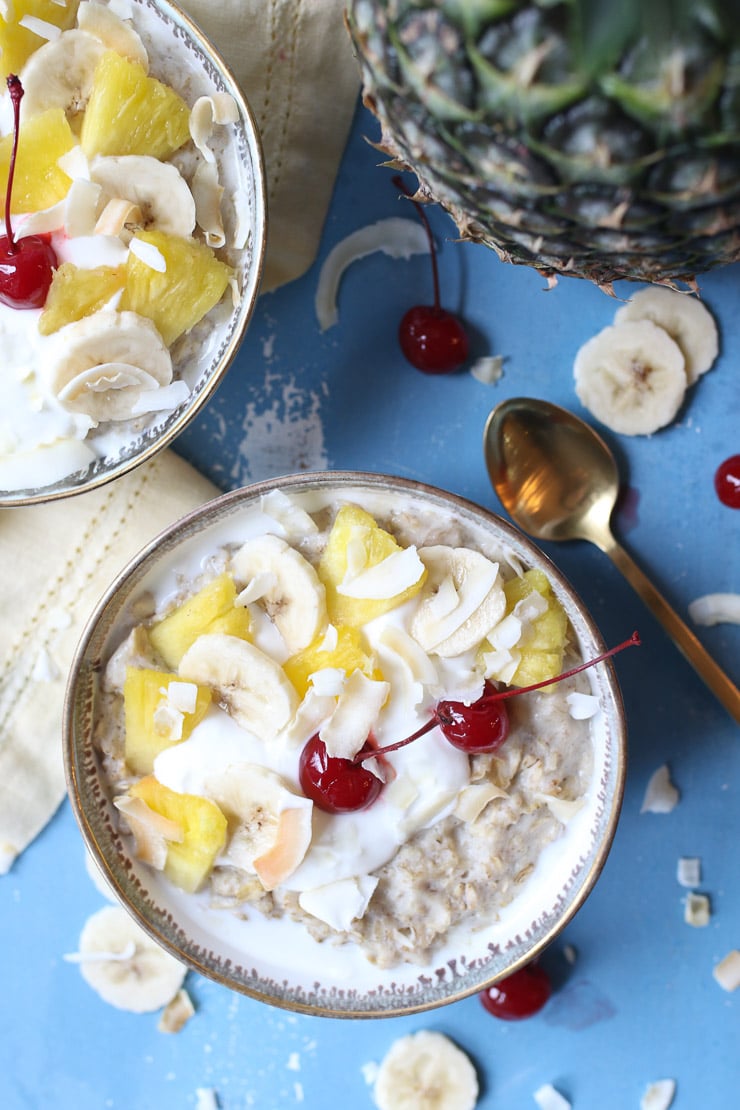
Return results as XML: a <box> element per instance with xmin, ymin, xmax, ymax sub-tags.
<box><xmin>95</xmin><ymin>486</ymin><xmax>596</xmax><ymax>968</ymax></box>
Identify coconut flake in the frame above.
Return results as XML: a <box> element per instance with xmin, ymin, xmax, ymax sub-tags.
<box><xmin>195</xmin><ymin>1090</ymin><xmax>219</xmax><ymax>1110</ymax></box>
<box><xmin>129</xmin><ymin>380</ymin><xmax>191</xmax><ymax>416</ymax></box>
<box><xmin>640</xmin><ymin>1079</ymin><xmax>676</xmax><ymax>1110</ymax></box>
<box><xmin>640</xmin><ymin>764</ymin><xmax>679</xmax><ymax>814</ymax></box>
<box><xmin>470</xmin><ymin>354</ymin><xmax>504</xmax><ymax>384</ymax></box>
<box><xmin>189</xmin><ymin>94</ymin><xmax>239</xmax><ymax>164</ymax></box>
<box><xmin>192</xmin><ymin>160</ymin><xmax>226</xmax><ymax>248</ymax></box>
<box><xmin>337</xmin><ymin>545</ymin><xmax>425</xmax><ymax>599</ymax></box>
<box><xmin>684</xmin><ymin>892</ymin><xmax>711</xmax><ymax>927</ymax></box>
<box><xmin>299</xmin><ymin>875</ymin><xmax>378</xmax><ymax>932</ymax></box>
<box><xmin>309</xmin><ymin>667</ymin><xmax>346</xmax><ymax>697</ymax></box>
<box><xmin>260</xmin><ymin>488</ymin><xmax>320</xmax><ymax>539</ymax></box>
<box><xmin>319</xmin><ymin>671</ymin><xmax>389</xmax><ymax>759</ymax></box>
<box><xmin>688</xmin><ymin>592</ymin><xmax>740</xmax><ymax>626</ymax></box>
<box><xmin>129</xmin><ymin>236</ymin><xmax>166</xmax><ymax>272</ymax></box>
<box><xmin>533</xmin><ymin>1083</ymin><xmax>571</xmax><ymax>1110</ymax></box>
<box><xmin>19</xmin><ymin>14</ymin><xmax>62</xmax><ymax>39</ymax></box>
<box><xmin>566</xmin><ymin>691</ymin><xmax>600</xmax><ymax>719</ymax></box>
<box><xmin>677</xmin><ymin>857</ymin><xmax>701</xmax><ymax>887</ymax></box>
<box><xmin>158</xmin><ymin>988</ymin><xmax>195</xmax><ymax>1033</ymax></box>
<box><xmin>713</xmin><ymin>950</ymin><xmax>740</xmax><ymax>991</ymax></box>
<box><xmin>315</xmin><ymin>218</ymin><xmax>429</xmax><ymax>331</ymax></box>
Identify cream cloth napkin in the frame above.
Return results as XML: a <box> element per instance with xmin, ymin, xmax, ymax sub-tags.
<box><xmin>185</xmin><ymin>0</ymin><xmax>361</xmax><ymax>292</ymax></box>
<box><xmin>0</xmin><ymin>0</ymin><xmax>361</xmax><ymax>873</ymax></box>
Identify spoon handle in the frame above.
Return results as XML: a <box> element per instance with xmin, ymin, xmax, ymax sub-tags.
<box><xmin>605</xmin><ymin>537</ymin><xmax>740</xmax><ymax>725</ymax></box>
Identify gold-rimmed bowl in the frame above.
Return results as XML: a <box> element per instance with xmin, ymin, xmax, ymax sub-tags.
<box><xmin>0</xmin><ymin>0</ymin><xmax>265</xmax><ymax>507</ymax></box>
<box><xmin>64</xmin><ymin>472</ymin><xmax>627</xmax><ymax>1018</ymax></box>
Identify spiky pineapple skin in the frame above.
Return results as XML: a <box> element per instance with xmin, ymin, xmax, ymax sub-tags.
<box><xmin>346</xmin><ymin>0</ymin><xmax>740</xmax><ymax>288</ymax></box>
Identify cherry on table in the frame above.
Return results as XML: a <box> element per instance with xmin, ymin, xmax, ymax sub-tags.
<box><xmin>0</xmin><ymin>74</ymin><xmax>57</xmax><ymax>310</ymax></box>
<box><xmin>715</xmin><ymin>455</ymin><xmax>740</xmax><ymax>509</ymax></box>
<box><xmin>394</xmin><ymin>174</ymin><xmax>469</xmax><ymax>374</ymax></box>
<box><xmin>479</xmin><ymin>961</ymin><xmax>552</xmax><ymax>1020</ymax></box>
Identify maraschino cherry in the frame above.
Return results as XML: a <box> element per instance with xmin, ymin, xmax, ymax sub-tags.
<box><xmin>0</xmin><ymin>74</ymin><xmax>57</xmax><ymax>309</ymax></box>
<box><xmin>715</xmin><ymin>455</ymin><xmax>740</xmax><ymax>509</ymax></box>
<box><xmin>479</xmin><ymin>961</ymin><xmax>552</xmax><ymax>1020</ymax></box>
<box><xmin>301</xmin><ymin>632</ymin><xmax>640</xmax><ymax>814</ymax></box>
<box><xmin>394</xmin><ymin>175</ymin><xmax>469</xmax><ymax>374</ymax></box>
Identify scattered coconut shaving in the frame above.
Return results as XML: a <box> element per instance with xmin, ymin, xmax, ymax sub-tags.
<box><xmin>640</xmin><ymin>1079</ymin><xmax>676</xmax><ymax>1110</ymax></box>
<box><xmin>195</xmin><ymin>1089</ymin><xmax>219</xmax><ymax>1110</ymax></box>
<box><xmin>688</xmin><ymin>593</ymin><xmax>740</xmax><ymax>626</ymax></box>
<box><xmin>684</xmin><ymin>892</ymin><xmax>711</xmax><ymax>927</ymax></box>
<box><xmin>158</xmin><ymin>988</ymin><xmax>195</xmax><ymax>1033</ymax></box>
<box><xmin>533</xmin><ymin>1083</ymin><xmax>571</xmax><ymax>1110</ymax></box>
<box><xmin>640</xmin><ymin>764</ymin><xmax>679</xmax><ymax>814</ymax></box>
<box><xmin>470</xmin><ymin>355</ymin><xmax>504</xmax><ymax>384</ymax></box>
<box><xmin>677</xmin><ymin>857</ymin><xmax>701</xmax><ymax>888</ymax></box>
<box><xmin>713</xmin><ymin>950</ymin><xmax>740</xmax><ymax>991</ymax></box>
<box><xmin>129</xmin><ymin>236</ymin><xmax>167</xmax><ymax>273</ymax></box>
<box><xmin>315</xmin><ymin>218</ymin><xmax>429</xmax><ymax>331</ymax></box>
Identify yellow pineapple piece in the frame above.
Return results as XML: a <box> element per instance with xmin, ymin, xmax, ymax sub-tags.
<box><xmin>119</xmin><ymin>229</ymin><xmax>233</xmax><ymax>346</ymax></box>
<box><xmin>123</xmin><ymin>667</ymin><xmax>212</xmax><ymax>775</ymax></box>
<box><xmin>0</xmin><ymin>108</ymin><xmax>74</xmax><ymax>212</ymax></box>
<box><xmin>318</xmin><ymin>504</ymin><xmax>426</xmax><ymax>627</ymax></box>
<box><xmin>283</xmin><ymin>624</ymin><xmax>379</xmax><ymax>698</ymax></box>
<box><xmin>0</xmin><ymin>1</ymin><xmax>79</xmax><ymax>75</ymax></box>
<box><xmin>38</xmin><ymin>263</ymin><xmax>126</xmax><ymax>335</ymax></box>
<box><xmin>503</xmin><ymin>568</ymin><xmax>569</xmax><ymax>687</ymax></box>
<box><xmin>148</xmin><ymin>573</ymin><xmax>251</xmax><ymax>670</ymax></box>
<box><xmin>130</xmin><ymin>776</ymin><xmax>227</xmax><ymax>893</ymax></box>
<box><xmin>80</xmin><ymin>50</ymin><xmax>190</xmax><ymax>160</ymax></box>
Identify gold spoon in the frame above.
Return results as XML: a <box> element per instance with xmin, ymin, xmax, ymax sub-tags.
<box><xmin>484</xmin><ymin>396</ymin><xmax>740</xmax><ymax>725</ymax></box>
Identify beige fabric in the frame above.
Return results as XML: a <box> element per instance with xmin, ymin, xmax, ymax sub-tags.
<box><xmin>0</xmin><ymin>453</ymin><xmax>219</xmax><ymax>874</ymax></box>
<box><xmin>183</xmin><ymin>0</ymin><xmax>361</xmax><ymax>292</ymax></box>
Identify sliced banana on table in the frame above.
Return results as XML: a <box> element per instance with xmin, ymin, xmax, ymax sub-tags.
<box><xmin>49</xmin><ymin>310</ymin><xmax>173</xmax><ymax>422</ymax></box>
<box><xmin>90</xmin><ymin>155</ymin><xmax>196</xmax><ymax>239</ymax></box>
<box><xmin>178</xmin><ymin>632</ymin><xmax>300</xmax><ymax>742</ymax></box>
<box><xmin>614</xmin><ymin>286</ymin><xmax>719</xmax><ymax>384</ymax></box>
<box><xmin>573</xmin><ymin>319</ymin><xmax>687</xmax><ymax>436</ymax></box>
<box><xmin>232</xmin><ymin>534</ymin><xmax>327</xmax><ymax>653</ymax></box>
<box><xmin>374</xmin><ymin>1030</ymin><xmax>479</xmax><ymax>1110</ymax></box>
<box><xmin>67</xmin><ymin>905</ymin><xmax>186</xmax><ymax>1013</ymax></box>
<box><xmin>20</xmin><ymin>30</ymin><xmax>105</xmax><ymax>122</ymax></box>
<box><xmin>410</xmin><ymin>546</ymin><xmax>505</xmax><ymax>657</ymax></box>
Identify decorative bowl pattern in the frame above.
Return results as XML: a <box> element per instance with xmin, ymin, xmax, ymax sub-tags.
<box><xmin>64</xmin><ymin>472</ymin><xmax>627</xmax><ymax>1018</ymax></box>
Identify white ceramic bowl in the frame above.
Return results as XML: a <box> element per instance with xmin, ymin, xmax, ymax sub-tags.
<box><xmin>0</xmin><ymin>0</ymin><xmax>265</xmax><ymax>506</ymax></box>
<box><xmin>64</xmin><ymin>472</ymin><xmax>627</xmax><ymax>1017</ymax></box>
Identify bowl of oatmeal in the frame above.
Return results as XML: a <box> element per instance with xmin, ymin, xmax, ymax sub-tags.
<box><xmin>64</xmin><ymin>472</ymin><xmax>627</xmax><ymax>1017</ymax></box>
<box><xmin>0</xmin><ymin>0</ymin><xmax>265</xmax><ymax>506</ymax></box>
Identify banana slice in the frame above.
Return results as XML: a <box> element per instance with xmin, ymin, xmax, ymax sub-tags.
<box><xmin>90</xmin><ymin>155</ymin><xmax>196</xmax><ymax>239</ymax></box>
<box><xmin>232</xmin><ymin>534</ymin><xmax>327</xmax><ymax>653</ymax></box>
<box><xmin>374</xmin><ymin>1030</ymin><xmax>479</xmax><ymax>1110</ymax></box>
<box><xmin>178</xmin><ymin>632</ymin><xmax>300</xmax><ymax>742</ymax></box>
<box><xmin>614</xmin><ymin>286</ymin><xmax>719</xmax><ymax>384</ymax></box>
<box><xmin>410</xmin><ymin>546</ymin><xmax>505</xmax><ymax>658</ymax></box>
<box><xmin>77</xmin><ymin>0</ymin><xmax>149</xmax><ymax>70</ymax></box>
<box><xmin>19</xmin><ymin>30</ymin><xmax>105</xmax><ymax>122</ymax></box>
<box><xmin>67</xmin><ymin>905</ymin><xmax>187</xmax><ymax>1013</ymax></box>
<box><xmin>204</xmin><ymin>762</ymin><xmax>313</xmax><ymax>890</ymax></box>
<box><xmin>573</xmin><ymin>319</ymin><xmax>687</xmax><ymax>436</ymax></box>
<box><xmin>49</xmin><ymin>310</ymin><xmax>173</xmax><ymax>421</ymax></box>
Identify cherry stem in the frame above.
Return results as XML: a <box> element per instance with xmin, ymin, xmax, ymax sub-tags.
<box><xmin>393</xmin><ymin>173</ymin><xmax>441</xmax><ymax>311</ymax></box>
<box><xmin>4</xmin><ymin>75</ymin><xmax>23</xmax><ymax>253</ymax></box>
<box><xmin>354</xmin><ymin>630</ymin><xmax>641</xmax><ymax>765</ymax></box>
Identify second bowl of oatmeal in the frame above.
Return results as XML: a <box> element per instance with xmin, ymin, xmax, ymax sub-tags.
<box><xmin>64</xmin><ymin>472</ymin><xmax>627</xmax><ymax>1017</ymax></box>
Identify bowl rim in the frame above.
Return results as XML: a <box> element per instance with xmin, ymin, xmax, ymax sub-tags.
<box><xmin>64</xmin><ymin>470</ymin><xmax>628</xmax><ymax>1018</ymax></box>
<box><xmin>0</xmin><ymin>0</ymin><xmax>267</xmax><ymax>508</ymax></box>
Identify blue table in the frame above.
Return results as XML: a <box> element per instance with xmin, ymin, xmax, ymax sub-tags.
<box><xmin>2</xmin><ymin>100</ymin><xmax>738</xmax><ymax>1110</ymax></box>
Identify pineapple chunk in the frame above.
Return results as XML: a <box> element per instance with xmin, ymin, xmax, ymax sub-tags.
<box><xmin>318</xmin><ymin>504</ymin><xmax>426</xmax><ymax>627</ymax></box>
<box><xmin>0</xmin><ymin>108</ymin><xmax>74</xmax><ymax>213</ymax></box>
<box><xmin>503</xmin><ymin>568</ymin><xmax>569</xmax><ymax>687</ymax></box>
<box><xmin>284</xmin><ymin>624</ymin><xmax>379</xmax><ymax>698</ymax></box>
<box><xmin>123</xmin><ymin>667</ymin><xmax>212</xmax><ymax>775</ymax></box>
<box><xmin>148</xmin><ymin>573</ymin><xmax>251</xmax><ymax>670</ymax></box>
<box><xmin>0</xmin><ymin>1</ymin><xmax>79</xmax><ymax>75</ymax></box>
<box><xmin>130</xmin><ymin>776</ymin><xmax>227</xmax><ymax>893</ymax></box>
<box><xmin>119</xmin><ymin>229</ymin><xmax>233</xmax><ymax>346</ymax></box>
<box><xmin>38</xmin><ymin>263</ymin><xmax>126</xmax><ymax>335</ymax></box>
<box><xmin>80</xmin><ymin>50</ymin><xmax>190</xmax><ymax>160</ymax></box>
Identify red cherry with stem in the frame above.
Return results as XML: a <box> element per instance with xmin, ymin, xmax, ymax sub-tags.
<box><xmin>479</xmin><ymin>961</ymin><xmax>552</xmax><ymax>1020</ymax></box>
<box><xmin>394</xmin><ymin>174</ymin><xmax>469</xmax><ymax>374</ymax></box>
<box><xmin>715</xmin><ymin>455</ymin><xmax>740</xmax><ymax>508</ymax></box>
<box><xmin>0</xmin><ymin>74</ymin><xmax>57</xmax><ymax>310</ymax></box>
<box><xmin>356</xmin><ymin>631</ymin><xmax>641</xmax><ymax>765</ymax></box>
<box><xmin>299</xmin><ymin>734</ymin><xmax>383</xmax><ymax>814</ymax></box>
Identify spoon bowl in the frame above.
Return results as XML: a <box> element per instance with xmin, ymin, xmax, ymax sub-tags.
<box><xmin>484</xmin><ymin>397</ymin><xmax>740</xmax><ymax>725</ymax></box>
